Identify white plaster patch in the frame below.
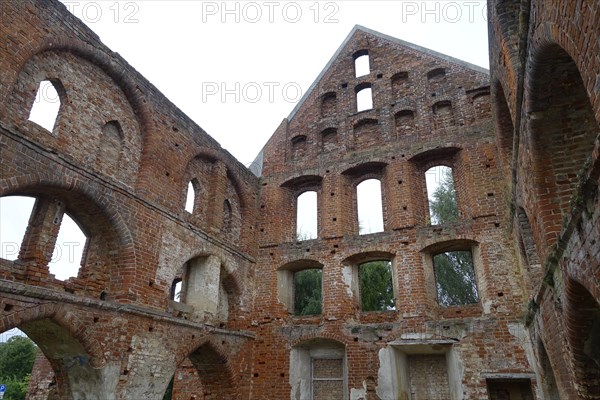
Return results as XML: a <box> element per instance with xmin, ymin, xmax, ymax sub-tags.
<box><xmin>400</xmin><ymin>332</ymin><xmax>433</xmax><ymax>340</ymax></box>
<box><xmin>483</xmin><ymin>299</ymin><xmax>493</xmax><ymax>314</ymax></box>
<box><xmin>341</xmin><ymin>265</ymin><xmax>354</xmax><ymax>297</ymax></box>
<box><xmin>156</xmin><ymin>229</ymin><xmax>184</xmax><ymax>282</ymax></box>
<box><xmin>350</xmin><ymin>381</ymin><xmax>367</xmax><ymax>400</ymax></box>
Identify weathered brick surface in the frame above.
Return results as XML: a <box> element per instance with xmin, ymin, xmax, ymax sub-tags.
<box><xmin>1</xmin><ymin>0</ymin><xmax>256</xmax><ymax>398</ymax></box>
<box><xmin>488</xmin><ymin>0</ymin><xmax>600</xmax><ymax>398</ymax></box>
<box><xmin>0</xmin><ymin>0</ymin><xmax>597</xmax><ymax>398</ymax></box>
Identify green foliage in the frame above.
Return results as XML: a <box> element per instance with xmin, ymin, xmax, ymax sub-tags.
<box><xmin>359</xmin><ymin>261</ymin><xmax>395</xmax><ymax>311</ymax></box>
<box><xmin>0</xmin><ymin>335</ymin><xmax>36</xmax><ymax>400</ymax></box>
<box><xmin>294</xmin><ymin>269</ymin><xmax>322</xmax><ymax>315</ymax></box>
<box><xmin>429</xmin><ymin>167</ymin><xmax>458</xmax><ymax>225</ymax></box>
<box><xmin>433</xmin><ymin>251</ymin><xmax>479</xmax><ymax>306</ymax></box>
<box><xmin>1</xmin><ymin>374</ymin><xmax>30</xmax><ymax>400</ymax></box>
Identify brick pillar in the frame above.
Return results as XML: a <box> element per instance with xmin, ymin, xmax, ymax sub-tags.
<box><xmin>321</xmin><ymin>174</ymin><xmax>338</xmax><ymax>238</ymax></box>
<box><xmin>339</xmin><ymin>174</ymin><xmax>357</xmax><ymax>236</ymax></box>
<box><xmin>208</xmin><ymin>160</ymin><xmax>227</xmax><ymax>232</ymax></box>
<box><xmin>19</xmin><ymin>197</ymin><xmax>65</xmax><ymax>281</ymax></box>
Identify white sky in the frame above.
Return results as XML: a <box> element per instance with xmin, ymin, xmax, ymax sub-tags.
<box><xmin>1</xmin><ymin>1</ymin><xmax>489</xmax><ymax>339</ymax></box>
<box><xmin>60</xmin><ymin>0</ymin><xmax>490</xmax><ymax>166</ymax></box>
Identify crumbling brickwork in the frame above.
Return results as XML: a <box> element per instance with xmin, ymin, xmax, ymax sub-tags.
<box><xmin>0</xmin><ymin>0</ymin><xmax>597</xmax><ymax>399</ymax></box>
<box><xmin>488</xmin><ymin>0</ymin><xmax>600</xmax><ymax>398</ymax></box>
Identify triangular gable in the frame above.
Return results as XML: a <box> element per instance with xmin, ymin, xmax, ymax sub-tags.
<box><xmin>287</xmin><ymin>25</ymin><xmax>489</xmax><ymax>122</ymax></box>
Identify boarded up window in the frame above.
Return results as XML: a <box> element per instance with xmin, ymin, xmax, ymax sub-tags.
<box><xmin>408</xmin><ymin>354</ymin><xmax>450</xmax><ymax>400</ymax></box>
<box><xmin>291</xmin><ymin>135</ymin><xmax>308</xmax><ymax>160</ymax></box>
<box><xmin>321</xmin><ymin>93</ymin><xmax>337</xmax><ymax>118</ymax></box>
<box><xmin>97</xmin><ymin>121</ymin><xmax>122</xmax><ymax>169</ymax></box>
<box><xmin>391</xmin><ymin>71</ymin><xmax>409</xmax><ymax>100</ymax></box>
<box><xmin>312</xmin><ymin>358</ymin><xmax>344</xmax><ymax>400</ymax></box>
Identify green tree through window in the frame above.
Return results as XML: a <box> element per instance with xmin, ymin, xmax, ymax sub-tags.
<box><xmin>294</xmin><ymin>269</ymin><xmax>322</xmax><ymax>315</ymax></box>
<box><xmin>359</xmin><ymin>261</ymin><xmax>395</xmax><ymax>311</ymax></box>
<box><xmin>433</xmin><ymin>251</ymin><xmax>478</xmax><ymax>306</ymax></box>
<box><xmin>427</xmin><ymin>166</ymin><xmax>458</xmax><ymax>225</ymax></box>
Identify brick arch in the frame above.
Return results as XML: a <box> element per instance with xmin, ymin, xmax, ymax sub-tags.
<box><xmin>1</xmin><ymin>303</ymin><xmax>107</xmax><ymax>368</ymax></box>
<box><xmin>564</xmin><ymin>277</ymin><xmax>600</xmax><ymax>398</ymax></box>
<box><xmin>176</xmin><ymin>337</ymin><xmax>241</xmax><ymax>400</ymax></box>
<box><xmin>279</xmin><ymin>258</ymin><xmax>324</xmax><ymax>272</ymax></box>
<box><xmin>493</xmin><ymin>0</ymin><xmax>521</xmax><ymax>70</ymax></box>
<box><xmin>524</xmin><ymin>36</ymin><xmax>598</xmax><ymax>255</ymax></box>
<box><xmin>342</xmin><ymin>251</ymin><xmax>395</xmax><ymax>266</ymax></box>
<box><xmin>2</xmin><ymin>41</ymin><xmax>151</xmax><ymax>138</ymax></box>
<box><xmin>180</xmin><ymin>149</ymin><xmax>254</xmax><ymax>231</ymax></box>
<box><xmin>290</xmin><ymin>334</ymin><xmax>348</xmax><ymax>349</ymax></box>
<box><xmin>0</xmin><ymin>175</ymin><xmax>135</xmax><ymax>274</ymax></box>
<box><xmin>420</xmin><ymin>238</ymin><xmax>479</xmax><ymax>254</ymax></box>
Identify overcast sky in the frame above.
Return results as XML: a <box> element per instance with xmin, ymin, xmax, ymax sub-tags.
<box><xmin>1</xmin><ymin>1</ymin><xmax>490</xmax><ymax>339</ymax></box>
<box><xmin>60</xmin><ymin>0</ymin><xmax>490</xmax><ymax>166</ymax></box>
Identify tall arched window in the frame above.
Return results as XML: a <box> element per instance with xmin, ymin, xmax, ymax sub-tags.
<box><xmin>49</xmin><ymin>212</ymin><xmax>87</xmax><ymax>281</ymax></box>
<box><xmin>356</xmin><ymin>85</ymin><xmax>373</xmax><ymax>112</ymax></box>
<box><xmin>425</xmin><ymin>166</ymin><xmax>457</xmax><ymax>225</ymax></box>
<box><xmin>357</xmin><ymin>179</ymin><xmax>383</xmax><ymax>234</ymax></box>
<box><xmin>28</xmin><ymin>80</ymin><xmax>62</xmax><ymax>132</ymax></box>
<box><xmin>185</xmin><ymin>180</ymin><xmax>196</xmax><ymax>213</ymax></box>
<box><xmin>0</xmin><ymin>196</ymin><xmax>36</xmax><ymax>260</ymax></box>
<box><xmin>297</xmin><ymin>191</ymin><xmax>318</xmax><ymax>240</ymax></box>
<box><xmin>354</xmin><ymin>51</ymin><xmax>370</xmax><ymax>77</ymax></box>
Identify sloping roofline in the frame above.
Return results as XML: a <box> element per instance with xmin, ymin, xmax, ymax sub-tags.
<box><xmin>287</xmin><ymin>24</ymin><xmax>490</xmax><ymax>121</ymax></box>
<box><xmin>249</xmin><ymin>25</ymin><xmax>490</xmax><ymax>176</ymax></box>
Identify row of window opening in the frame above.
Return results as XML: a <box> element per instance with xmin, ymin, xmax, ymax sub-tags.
<box><xmin>283</xmin><ymin>251</ymin><xmax>478</xmax><ymax>317</ymax></box>
<box><xmin>28</xmin><ymin>80</ymin><xmax>125</xmax><ymax>168</ymax></box>
<box><xmin>295</xmin><ymin>166</ymin><xmax>458</xmax><ymax>240</ymax></box>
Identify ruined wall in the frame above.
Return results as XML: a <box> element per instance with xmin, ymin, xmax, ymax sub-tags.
<box><xmin>253</xmin><ymin>27</ymin><xmax>536</xmax><ymax>399</ymax></box>
<box><xmin>0</xmin><ymin>0</ymin><xmax>258</xmax><ymax>398</ymax></box>
<box><xmin>488</xmin><ymin>0</ymin><xmax>600</xmax><ymax>398</ymax></box>
<box><xmin>2</xmin><ymin>0</ymin><xmax>597</xmax><ymax>398</ymax></box>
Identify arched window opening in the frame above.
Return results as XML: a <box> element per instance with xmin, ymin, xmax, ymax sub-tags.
<box><xmin>432</xmin><ymin>100</ymin><xmax>455</xmax><ymax>129</ymax></box>
<box><xmin>359</xmin><ymin>260</ymin><xmax>395</xmax><ymax>311</ymax></box>
<box><xmin>357</xmin><ymin>179</ymin><xmax>383</xmax><ymax>234</ymax></box>
<box><xmin>293</xmin><ymin>268</ymin><xmax>322</xmax><ymax>315</ymax></box>
<box><xmin>185</xmin><ymin>180</ymin><xmax>196</xmax><ymax>214</ymax></box>
<box><xmin>297</xmin><ymin>191</ymin><xmax>317</xmax><ymax>241</ymax></box>
<box><xmin>394</xmin><ymin>110</ymin><xmax>415</xmax><ymax>135</ymax></box>
<box><xmin>170</xmin><ymin>278</ymin><xmax>183</xmax><ymax>302</ymax></box>
<box><xmin>97</xmin><ymin>120</ymin><xmax>123</xmax><ymax>167</ymax></box>
<box><xmin>356</xmin><ymin>86</ymin><xmax>373</xmax><ymax>112</ymax></box>
<box><xmin>320</xmin><ymin>92</ymin><xmax>337</xmax><ymax>118</ymax></box>
<box><xmin>391</xmin><ymin>71</ymin><xmax>409</xmax><ymax>99</ymax></box>
<box><xmin>425</xmin><ymin>166</ymin><xmax>457</xmax><ymax>225</ymax></box>
<box><xmin>222</xmin><ymin>199</ymin><xmax>233</xmax><ymax>234</ymax></box>
<box><xmin>0</xmin><ymin>196</ymin><xmax>35</xmax><ymax>261</ymax></box>
<box><xmin>28</xmin><ymin>80</ymin><xmax>62</xmax><ymax>132</ymax></box>
<box><xmin>49</xmin><ymin>213</ymin><xmax>86</xmax><ymax>281</ymax></box>
<box><xmin>472</xmin><ymin>92</ymin><xmax>491</xmax><ymax>119</ymax></box>
<box><xmin>354</xmin><ymin>50</ymin><xmax>370</xmax><ymax>77</ymax></box>
<box><xmin>291</xmin><ymin>135</ymin><xmax>308</xmax><ymax>160</ymax></box>
<box><xmin>433</xmin><ymin>250</ymin><xmax>478</xmax><ymax>306</ymax></box>
<box><xmin>320</xmin><ymin>128</ymin><xmax>338</xmax><ymax>153</ymax></box>
<box><xmin>427</xmin><ymin>67</ymin><xmax>446</xmax><ymax>81</ymax></box>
